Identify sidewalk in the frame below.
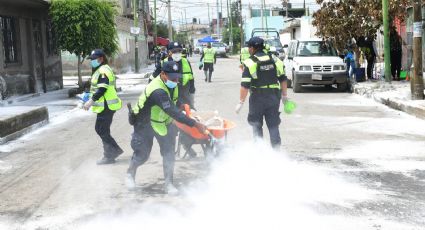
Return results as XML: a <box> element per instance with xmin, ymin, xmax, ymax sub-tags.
<box><xmin>0</xmin><ymin>65</ymin><xmax>153</xmax><ymax>144</ymax></box>
<box><xmin>353</xmin><ymin>80</ymin><xmax>425</xmax><ymax>119</ymax></box>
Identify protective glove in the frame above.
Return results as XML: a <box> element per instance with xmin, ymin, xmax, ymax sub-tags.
<box><xmin>194</xmin><ymin>122</ymin><xmax>207</xmax><ymax>134</ymax></box>
<box><xmin>281</xmin><ymin>96</ymin><xmax>289</xmax><ymax>105</ymax></box>
<box><xmin>189</xmin><ymin>86</ymin><xmax>196</xmax><ymax>94</ymax></box>
<box><xmin>235</xmin><ymin>101</ymin><xmax>244</xmax><ymax>114</ymax></box>
<box><xmin>127</xmin><ymin>103</ymin><xmax>136</xmax><ymax>126</ymax></box>
<box><xmin>83</xmin><ymin>99</ymin><xmax>94</xmax><ymax>111</ymax></box>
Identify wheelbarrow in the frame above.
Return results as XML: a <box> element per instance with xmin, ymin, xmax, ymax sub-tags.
<box><xmin>174</xmin><ymin>105</ymin><xmax>236</xmax><ymax>159</ymax></box>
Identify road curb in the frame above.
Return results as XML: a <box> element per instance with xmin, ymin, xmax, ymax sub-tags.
<box><xmin>0</xmin><ymin>106</ymin><xmax>49</xmax><ymax>144</ymax></box>
<box><xmin>353</xmin><ymin>83</ymin><xmax>425</xmax><ymax>120</ymax></box>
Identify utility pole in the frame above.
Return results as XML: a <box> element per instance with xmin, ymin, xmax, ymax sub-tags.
<box><xmin>167</xmin><ymin>0</ymin><xmax>173</xmax><ymax>40</ymax></box>
<box><xmin>133</xmin><ymin>0</ymin><xmax>139</xmax><ymax>73</ymax></box>
<box><xmin>412</xmin><ymin>0</ymin><xmax>424</xmax><ymax>99</ymax></box>
<box><xmin>260</xmin><ymin>0</ymin><xmax>264</xmax><ymax>30</ymax></box>
<box><xmin>264</xmin><ymin>0</ymin><xmax>268</xmax><ymax>34</ymax></box>
<box><xmin>208</xmin><ymin>3</ymin><xmax>211</xmax><ymax>35</ymax></box>
<box><xmin>382</xmin><ymin>0</ymin><xmax>391</xmax><ymax>83</ymax></box>
<box><xmin>239</xmin><ymin>0</ymin><xmax>243</xmax><ymax>48</ymax></box>
<box><xmin>153</xmin><ymin>0</ymin><xmax>157</xmax><ymax>47</ymax></box>
<box><xmin>217</xmin><ymin>0</ymin><xmax>220</xmax><ymax>40</ymax></box>
<box><xmin>227</xmin><ymin>0</ymin><xmax>233</xmax><ymax>53</ymax></box>
<box><xmin>286</xmin><ymin>0</ymin><xmax>289</xmax><ymax>18</ymax></box>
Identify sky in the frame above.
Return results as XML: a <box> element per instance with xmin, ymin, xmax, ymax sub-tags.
<box><xmin>149</xmin><ymin>0</ymin><xmax>320</xmax><ymax>27</ymax></box>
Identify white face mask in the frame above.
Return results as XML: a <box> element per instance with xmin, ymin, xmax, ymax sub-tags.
<box><xmin>172</xmin><ymin>53</ymin><xmax>182</xmax><ymax>62</ymax></box>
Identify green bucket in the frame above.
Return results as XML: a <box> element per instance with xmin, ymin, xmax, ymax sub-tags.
<box><xmin>284</xmin><ymin>100</ymin><xmax>296</xmax><ymax>114</ymax></box>
<box><xmin>400</xmin><ymin>71</ymin><xmax>407</xmax><ymax>80</ymax></box>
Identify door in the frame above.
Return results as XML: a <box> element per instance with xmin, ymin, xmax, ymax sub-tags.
<box><xmin>284</xmin><ymin>41</ymin><xmax>296</xmax><ymax>80</ymax></box>
<box><xmin>32</xmin><ymin>20</ymin><xmax>46</xmax><ymax>93</ymax></box>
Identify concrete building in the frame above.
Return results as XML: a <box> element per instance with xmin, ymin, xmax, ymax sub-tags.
<box><xmin>0</xmin><ymin>0</ymin><xmax>62</xmax><ymax>99</ymax></box>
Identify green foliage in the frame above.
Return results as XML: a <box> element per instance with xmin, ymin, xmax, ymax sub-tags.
<box><xmin>175</xmin><ymin>32</ymin><xmax>188</xmax><ymax>44</ymax></box>
<box><xmin>156</xmin><ymin>22</ymin><xmax>175</xmax><ymax>39</ymax></box>
<box><xmin>222</xmin><ymin>27</ymin><xmax>241</xmax><ymax>53</ymax></box>
<box><xmin>50</xmin><ymin>0</ymin><xmax>119</xmax><ymax>59</ymax></box>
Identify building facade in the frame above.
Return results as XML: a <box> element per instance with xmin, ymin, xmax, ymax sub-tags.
<box><xmin>0</xmin><ymin>0</ymin><xmax>62</xmax><ymax>99</ymax></box>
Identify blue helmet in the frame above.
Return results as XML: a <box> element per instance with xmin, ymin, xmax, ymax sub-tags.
<box><xmin>247</xmin><ymin>37</ymin><xmax>264</xmax><ymax>49</ymax></box>
<box><xmin>167</xmin><ymin>41</ymin><xmax>182</xmax><ymax>51</ymax></box>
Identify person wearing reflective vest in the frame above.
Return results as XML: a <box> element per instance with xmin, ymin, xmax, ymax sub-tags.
<box><xmin>235</xmin><ymin>37</ymin><xmax>288</xmax><ymax>149</ymax></box>
<box><xmin>200</xmin><ymin>43</ymin><xmax>217</xmax><ymax>82</ymax></box>
<box><xmin>126</xmin><ymin>61</ymin><xmax>206</xmax><ymax>194</ymax></box>
<box><xmin>240</xmin><ymin>46</ymin><xmax>250</xmax><ymax>70</ymax></box>
<box><xmin>150</xmin><ymin>41</ymin><xmax>196</xmax><ymax>109</ymax></box>
<box><xmin>83</xmin><ymin>49</ymin><xmax>123</xmax><ymax>165</ymax></box>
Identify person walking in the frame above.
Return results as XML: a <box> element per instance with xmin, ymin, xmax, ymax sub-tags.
<box><xmin>151</xmin><ymin>41</ymin><xmax>196</xmax><ymax>109</ymax></box>
<box><xmin>344</xmin><ymin>46</ymin><xmax>356</xmax><ymax>84</ymax></box>
<box><xmin>390</xmin><ymin>27</ymin><xmax>402</xmax><ymax>81</ymax></box>
<box><xmin>358</xmin><ymin>36</ymin><xmax>377</xmax><ymax>80</ymax></box>
<box><xmin>200</xmin><ymin>42</ymin><xmax>217</xmax><ymax>82</ymax></box>
<box><xmin>126</xmin><ymin>61</ymin><xmax>206</xmax><ymax>194</ymax></box>
<box><xmin>235</xmin><ymin>37</ymin><xmax>288</xmax><ymax>149</ymax></box>
<box><xmin>189</xmin><ymin>44</ymin><xmax>193</xmax><ymax>57</ymax></box>
<box><xmin>83</xmin><ymin>49</ymin><xmax>123</xmax><ymax>165</ymax></box>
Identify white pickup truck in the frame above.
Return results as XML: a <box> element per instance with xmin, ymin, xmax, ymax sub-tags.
<box><xmin>283</xmin><ymin>39</ymin><xmax>347</xmax><ymax>93</ymax></box>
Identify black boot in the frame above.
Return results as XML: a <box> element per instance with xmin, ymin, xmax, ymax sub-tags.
<box><xmin>126</xmin><ymin>162</ymin><xmax>138</xmax><ymax>189</ymax></box>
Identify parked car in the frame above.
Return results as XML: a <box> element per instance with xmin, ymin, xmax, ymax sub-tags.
<box><xmin>283</xmin><ymin>39</ymin><xmax>347</xmax><ymax>93</ymax></box>
<box><xmin>211</xmin><ymin>42</ymin><xmax>228</xmax><ymax>57</ymax></box>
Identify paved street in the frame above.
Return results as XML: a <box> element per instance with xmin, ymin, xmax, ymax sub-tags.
<box><xmin>0</xmin><ymin>56</ymin><xmax>425</xmax><ymax>230</ymax></box>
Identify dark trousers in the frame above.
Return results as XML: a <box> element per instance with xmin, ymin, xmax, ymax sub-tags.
<box><xmin>203</xmin><ymin>63</ymin><xmax>214</xmax><ymax>82</ymax></box>
<box><xmin>130</xmin><ymin>123</ymin><xmax>177</xmax><ymax>184</ymax></box>
<box><xmin>248</xmin><ymin>91</ymin><xmax>281</xmax><ymax>148</ymax></box>
<box><xmin>179</xmin><ymin>84</ymin><xmax>195</xmax><ymax>109</ymax></box>
<box><xmin>95</xmin><ymin>108</ymin><xmax>122</xmax><ymax>159</ymax></box>
<box><xmin>391</xmin><ymin>51</ymin><xmax>402</xmax><ymax>80</ymax></box>
<box><xmin>366</xmin><ymin>56</ymin><xmax>376</xmax><ymax>79</ymax></box>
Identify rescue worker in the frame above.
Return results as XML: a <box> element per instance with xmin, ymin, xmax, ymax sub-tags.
<box><xmin>126</xmin><ymin>61</ymin><xmax>207</xmax><ymax>194</ymax></box>
<box><xmin>200</xmin><ymin>42</ymin><xmax>217</xmax><ymax>82</ymax></box>
<box><xmin>182</xmin><ymin>44</ymin><xmax>187</xmax><ymax>58</ymax></box>
<box><xmin>83</xmin><ymin>49</ymin><xmax>123</xmax><ymax>164</ymax></box>
<box><xmin>235</xmin><ymin>37</ymin><xmax>288</xmax><ymax>149</ymax></box>
<box><xmin>151</xmin><ymin>41</ymin><xmax>196</xmax><ymax>109</ymax></box>
<box><xmin>240</xmin><ymin>43</ymin><xmax>250</xmax><ymax>70</ymax></box>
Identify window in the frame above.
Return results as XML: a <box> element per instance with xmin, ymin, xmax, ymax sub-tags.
<box><xmin>296</xmin><ymin>41</ymin><xmax>337</xmax><ymax>57</ymax></box>
<box><xmin>1</xmin><ymin>16</ymin><xmax>18</xmax><ymax>63</ymax></box>
<box><xmin>46</xmin><ymin>19</ymin><xmax>57</xmax><ymax>56</ymax></box>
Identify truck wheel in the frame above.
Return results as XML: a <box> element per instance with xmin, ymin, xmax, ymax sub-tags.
<box><xmin>337</xmin><ymin>82</ymin><xmax>348</xmax><ymax>92</ymax></box>
<box><xmin>293</xmin><ymin>74</ymin><xmax>302</xmax><ymax>93</ymax></box>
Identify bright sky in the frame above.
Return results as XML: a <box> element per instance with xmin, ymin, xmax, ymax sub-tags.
<box><xmin>149</xmin><ymin>0</ymin><xmax>320</xmax><ymax>26</ymax></box>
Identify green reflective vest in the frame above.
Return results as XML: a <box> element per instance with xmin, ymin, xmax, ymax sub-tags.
<box><xmin>152</xmin><ymin>59</ymin><xmax>193</xmax><ymax>86</ymax></box>
<box><xmin>240</xmin><ymin>47</ymin><xmax>250</xmax><ymax>63</ymax></box>
<box><xmin>203</xmin><ymin>48</ymin><xmax>216</xmax><ymax>63</ymax></box>
<box><xmin>243</xmin><ymin>54</ymin><xmax>285</xmax><ymax>89</ymax></box>
<box><xmin>90</xmin><ymin>64</ymin><xmax>122</xmax><ymax>113</ymax></box>
<box><xmin>133</xmin><ymin>77</ymin><xmax>178</xmax><ymax>136</ymax></box>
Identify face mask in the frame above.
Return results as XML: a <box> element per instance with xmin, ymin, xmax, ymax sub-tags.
<box><xmin>165</xmin><ymin>79</ymin><xmax>178</xmax><ymax>88</ymax></box>
<box><xmin>90</xmin><ymin>59</ymin><xmax>101</xmax><ymax>68</ymax></box>
<box><xmin>172</xmin><ymin>53</ymin><xmax>182</xmax><ymax>62</ymax></box>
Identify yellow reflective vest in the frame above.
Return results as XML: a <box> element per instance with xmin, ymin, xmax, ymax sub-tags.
<box><xmin>132</xmin><ymin>77</ymin><xmax>178</xmax><ymax>136</ymax></box>
<box><xmin>202</xmin><ymin>48</ymin><xmax>216</xmax><ymax>63</ymax></box>
<box><xmin>90</xmin><ymin>64</ymin><xmax>122</xmax><ymax>113</ymax></box>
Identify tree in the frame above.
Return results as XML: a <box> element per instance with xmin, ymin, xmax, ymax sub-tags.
<box><xmin>312</xmin><ymin>0</ymin><xmax>409</xmax><ymax>51</ymax></box>
<box><xmin>175</xmin><ymin>32</ymin><xmax>189</xmax><ymax>44</ymax></box>
<box><xmin>221</xmin><ymin>1</ymin><xmax>242</xmax><ymax>53</ymax></box>
<box><xmin>156</xmin><ymin>22</ymin><xmax>175</xmax><ymax>39</ymax></box>
<box><xmin>50</xmin><ymin>0</ymin><xmax>118</xmax><ymax>89</ymax></box>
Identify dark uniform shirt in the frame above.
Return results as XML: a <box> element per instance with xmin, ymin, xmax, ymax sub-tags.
<box><xmin>241</xmin><ymin>50</ymin><xmax>287</xmax><ymax>89</ymax></box>
<box><xmin>137</xmin><ymin>88</ymin><xmax>195</xmax><ymax>127</ymax></box>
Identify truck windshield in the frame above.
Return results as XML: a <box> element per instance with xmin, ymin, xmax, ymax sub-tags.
<box><xmin>296</xmin><ymin>41</ymin><xmax>337</xmax><ymax>57</ymax></box>
<box><xmin>265</xmin><ymin>39</ymin><xmax>282</xmax><ymax>48</ymax></box>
